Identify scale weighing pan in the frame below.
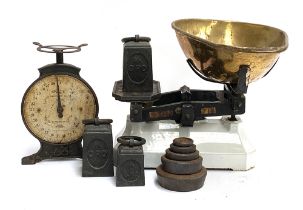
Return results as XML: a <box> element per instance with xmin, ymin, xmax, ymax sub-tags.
<box><xmin>172</xmin><ymin>19</ymin><xmax>288</xmax><ymax>84</ymax></box>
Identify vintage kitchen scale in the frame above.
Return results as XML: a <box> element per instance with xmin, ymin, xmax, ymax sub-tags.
<box><xmin>113</xmin><ymin>19</ymin><xmax>288</xmax><ymax>170</ymax></box>
<box><xmin>21</xmin><ymin>42</ymin><xmax>98</xmax><ymax>164</ymax></box>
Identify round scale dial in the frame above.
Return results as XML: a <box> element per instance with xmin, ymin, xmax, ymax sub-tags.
<box><xmin>22</xmin><ymin>74</ymin><xmax>97</xmax><ymax>144</ymax></box>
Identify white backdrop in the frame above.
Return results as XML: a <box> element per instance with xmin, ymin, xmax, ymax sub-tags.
<box><xmin>0</xmin><ymin>0</ymin><xmax>302</xmax><ymax>209</ymax></box>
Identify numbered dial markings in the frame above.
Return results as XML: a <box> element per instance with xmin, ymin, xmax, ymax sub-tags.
<box><xmin>22</xmin><ymin>75</ymin><xmax>97</xmax><ymax>144</ymax></box>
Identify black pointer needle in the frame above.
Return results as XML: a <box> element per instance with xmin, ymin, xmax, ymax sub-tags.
<box><xmin>56</xmin><ymin>76</ymin><xmax>64</xmax><ymax>118</ymax></box>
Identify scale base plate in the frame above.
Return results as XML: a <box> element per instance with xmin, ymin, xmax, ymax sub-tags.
<box><xmin>114</xmin><ymin>116</ymin><xmax>255</xmax><ymax>171</ymax></box>
<box><xmin>22</xmin><ymin>140</ymin><xmax>82</xmax><ymax>165</ymax></box>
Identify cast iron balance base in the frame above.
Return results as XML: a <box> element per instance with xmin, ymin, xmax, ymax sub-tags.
<box><xmin>112</xmin><ymin>35</ymin><xmax>255</xmax><ymax>170</ymax></box>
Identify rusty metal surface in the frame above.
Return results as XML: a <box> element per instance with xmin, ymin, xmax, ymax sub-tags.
<box><xmin>172</xmin><ymin>19</ymin><xmax>288</xmax><ymax>84</ymax></box>
<box><xmin>156</xmin><ymin>165</ymin><xmax>207</xmax><ymax>192</ymax></box>
<box><xmin>173</xmin><ymin>137</ymin><xmax>193</xmax><ymax>147</ymax></box>
<box><xmin>165</xmin><ymin>149</ymin><xmax>199</xmax><ymax>161</ymax></box>
<box><xmin>170</xmin><ymin>143</ymin><xmax>196</xmax><ymax>154</ymax></box>
<box><xmin>156</xmin><ymin>137</ymin><xmax>207</xmax><ymax>192</ymax></box>
<box><xmin>161</xmin><ymin>155</ymin><xmax>202</xmax><ymax>175</ymax></box>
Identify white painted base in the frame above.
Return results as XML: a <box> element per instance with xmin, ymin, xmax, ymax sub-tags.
<box><xmin>114</xmin><ymin>115</ymin><xmax>256</xmax><ymax>171</ymax></box>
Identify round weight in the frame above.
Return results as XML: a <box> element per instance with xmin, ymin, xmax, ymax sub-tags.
<box><xmin>173</xmin><ymin>137</ymin><xmax>193</xmax><ymax>147</ymax></box>
<box><xmin>170</xmin><ymin>143</ymin><xmax>196</xmax><ymax>154</ymax></box>
<box><xmin>156</xmin><ymin>165</ymin><xmax>207</xmax><ymax>192</ymax></box>
<box><xmin>165</xmin><ymin>149</ymin><xmax>199</xmax><ymax>161</ymax></box>
<box><xmin>161</xmin><ymin>155</ymin><xmax>202</xmax><ymax>175</ymax></box>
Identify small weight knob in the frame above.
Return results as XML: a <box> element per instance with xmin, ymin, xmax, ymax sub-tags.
<box><xmin>173</xmin><ymin>137</ymin><xmax>193</xmax><ymax>146</ymax></box>
<box><xmin>122</xmin><ymin>34</ymin><xmax>151</xmax><ymax>43</ymax></box>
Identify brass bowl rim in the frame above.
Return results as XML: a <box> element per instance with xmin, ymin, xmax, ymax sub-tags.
<box><xmin>172</xmin><ymin>18</ymin><xmax>289</xmax><ymax>53</ymax></box>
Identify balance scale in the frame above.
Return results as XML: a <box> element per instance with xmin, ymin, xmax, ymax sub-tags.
<box><xmin>112</xmin><ymin>19</ymin><xmax>288</xmax><ymax>170</ymax></box>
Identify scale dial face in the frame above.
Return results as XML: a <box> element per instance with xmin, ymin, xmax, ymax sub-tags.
<box><xmin>22</xmin><ymin>74</ymin><xmax>97</xmax><ymax>144</ymax></box>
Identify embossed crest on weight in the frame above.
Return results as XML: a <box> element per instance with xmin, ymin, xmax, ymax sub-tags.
<box><xmin>121</xmin><ymin>160</ymin><xmax>141</xmax><ymax>182</ymax></box>
<box><xmin>87</xmin><ymin>139</ymin><xmax>108</xmax><ymax>168</ymax></box>
<box><xmin>53</xmin><ymin>145</ymin><xmax>69</xmax><ymax>156</ymax></box>
<box><xmin>127</xmin><ymin>53</ymin><xmax>148</xmax><ymax>84</ymax></box>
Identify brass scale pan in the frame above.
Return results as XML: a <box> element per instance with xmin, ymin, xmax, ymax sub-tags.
<box><xmin>172</xmin><ymin>19</ymin><xmax>288</xmax><ymax>84</ymax></box>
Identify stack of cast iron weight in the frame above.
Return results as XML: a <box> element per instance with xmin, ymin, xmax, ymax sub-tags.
<box><xmin>156</xmin><ymin>137</ymin><xmax>207</xmax><ymax>192</ymax></box>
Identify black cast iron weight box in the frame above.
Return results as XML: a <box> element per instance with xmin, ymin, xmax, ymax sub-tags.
<box><xmin>116</xmin><ymin>136</ymin><xmax>146</xmax><ymax>187</ymax></box>
<box><xmin>112</xmin><ymin>35</ymin><xmax>161</xmax><ymax>103</ymax></box>
<box><xmin>82</xmin><ymin>118</ymin><xmax>114</xmax><ymax>177</ymax></box>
